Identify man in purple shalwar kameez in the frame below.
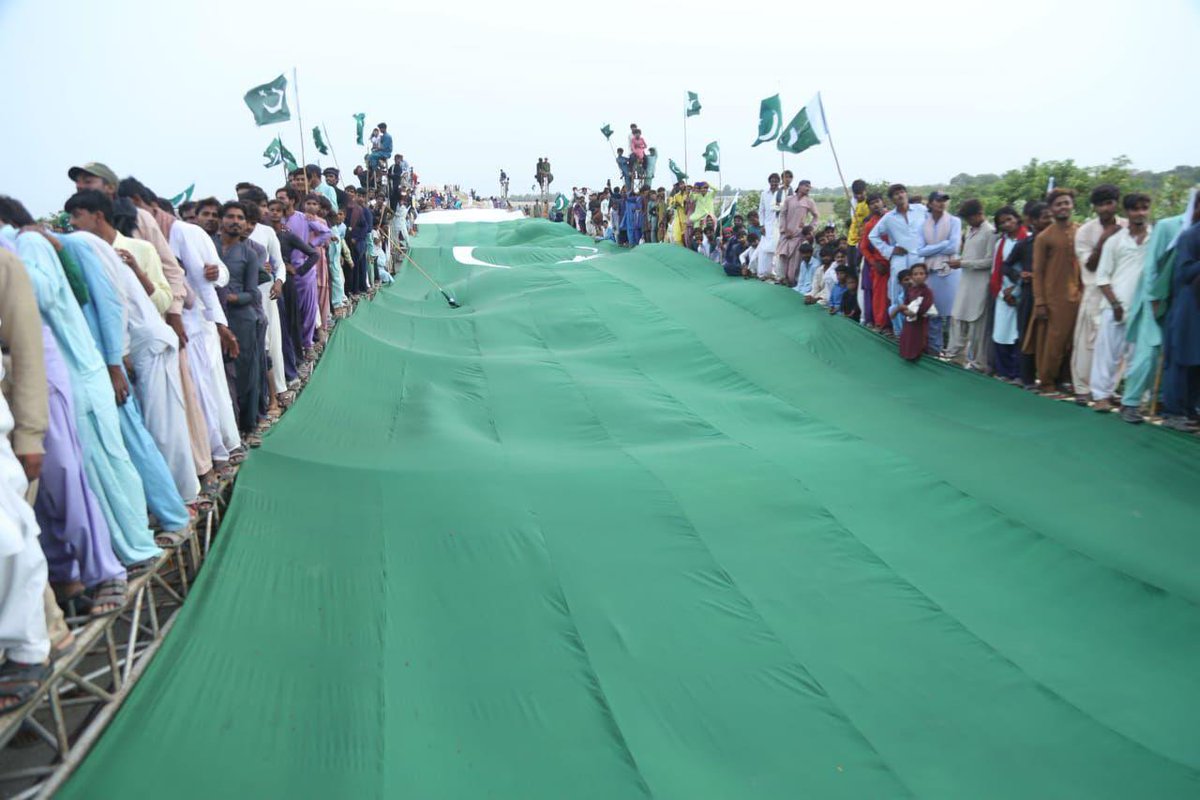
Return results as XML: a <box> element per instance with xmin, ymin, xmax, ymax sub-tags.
<box><xmin>284</xmin><ymin>195</ymin><xmax>331</xmax><ymax>355</ymax></box>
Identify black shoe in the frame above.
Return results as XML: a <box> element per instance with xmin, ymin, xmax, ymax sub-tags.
<box><xmin>1119</xmin><ymin>405</ymin><xmax>1144</xmax><ymax>424</ymax></box>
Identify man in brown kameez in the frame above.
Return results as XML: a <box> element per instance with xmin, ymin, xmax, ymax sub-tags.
<box><xmin>1024</xmin><ymin>188</ymin><xmax>1082</xmax><ymax>394</ymax></box>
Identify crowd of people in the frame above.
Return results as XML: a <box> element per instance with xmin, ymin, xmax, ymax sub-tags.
<box><xmin>0</xmin><ymin>138</ymin><xmax>425</xmax><ymax>714</ymax></box>
<box><xmin>559</xmin><ymin>170</ymin><xmax>1200</xmax><ymax>432</ymax></box>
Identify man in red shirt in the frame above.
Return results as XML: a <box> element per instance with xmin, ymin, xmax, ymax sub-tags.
<box><xmin>859</xmin><ymin>193</ymin><xmax>890</xmax><ymax>332</ymax></box>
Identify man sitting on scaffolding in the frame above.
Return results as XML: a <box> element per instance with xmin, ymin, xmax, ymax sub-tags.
<box><xmin>366</xmin><ymin>122</ymin><xmax>393</xmax><ymax>174</ymax></box>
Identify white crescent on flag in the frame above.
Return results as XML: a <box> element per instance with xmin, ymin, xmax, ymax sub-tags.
<box><xmin>451</xmin><ymin>246</ymin><xmax>602</xmax><ymax>268</ymax></box>
<box><xmin>261</xmin><ymin>87</ymin><xmax>286</xmax><ymax>114</ymax></box>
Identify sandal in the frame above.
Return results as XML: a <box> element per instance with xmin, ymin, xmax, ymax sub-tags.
<box><xmin>126</xmin><ymin>557</ymin><xmax>156</xmax><ymax>577</ymax></box>
<box><xmin>0</xmin><ymin>660</ymin><xmax>51</xmax><ymax>717</ymax></box>
<box><xmin>155</xmin><ymin>530</ymin><xmax>188</xmax><ymax>548</ymax></box>
<box><xmin>52</xmin><ymin>631</ymin><xmax>77</xmax><ymax>661</ymax></box>
<box><xmin>89</xmin><ymin>579</ymin><xmax>128</xmax><ymax>617</ymax></box>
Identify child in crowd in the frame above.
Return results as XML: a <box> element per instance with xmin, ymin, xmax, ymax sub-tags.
<box><xmin>828</xmin><ymin>265</ymin><xmax>850</xmax><ymax>314</ymax></box>
<box><xmin>723</xmin><ymin>228</ymin><xmax>747</xmax><ymax>277</ymax></box>
<box><xmin>746</xmin><ymin>211</ymin><xmax>763</xmax><ymax>238</ymax></box>
<box><xmin>739</xmin><ymin>233</ymin><xmax>760</xmax><ymax>278</ymax></box>
<box><xmin>805</xmin><ymin>245</ymin><xmax>837</xmax><ymax>305</ymax></box>
<box><xmin>793</xmin><ymin>243</ymin><xmax>817</xmax><ymax>296</ymax></box>
<box><xmin>889</xmin><ymin>269</ymin><xmax>913</xmax><ymax>337</ymax></box>
<box><xmin>840</xmin><ymin>274</ymin><xmax>862</xmax><ymax>320</ymax></box>
<box><xmin>898</xmin><ymin>263</ymin><xmax>934</xmax><ymax>361</ymax></box>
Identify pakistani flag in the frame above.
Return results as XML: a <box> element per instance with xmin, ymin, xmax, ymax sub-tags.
<box><xmin>313</xmin><ymin>126</ymin><xmax>329</xmax><ymax>156</ymax></box>
<box><xmin>669</xmin><ymin>159</ymin><xmax>688</xmax><ymax>182</ymax></box>
<box><xmin>777</xmin><ymin>92</ymin><xmax>828</xmax><ymax>155</ymax></box>
<box><xmin>353</xmin><ymin>113</ymin><xmax>366</xmax><ymax>145</ymax></box>
<box><xmin>752</xmin><ymin>94</ymin><xmax>783</xmax><ymax>147</ymax></box>
<box><xmin>702</xmin><ymin>141</ymin><xmax>720</xmax><ymax>173</ymax></box>
<box><xmin>718</xmin><ymin>193</ymin><xmax>741</xmax><ymax>229</ymax></box>
<box><xmin>168</xmin><ymin>183</ymin><xmax>195</xmax><ymax>208</ymax></box>
<box><xmin>552</xmin><ymin>193</ymin><xmax>569</xmax><ymax>213</ymax></box>
<box><xmin>601</xmin><ymin>124</ymin><xmax>613</xmax><ymax>139</ymax></box>
<box><xmin>243</xmin><ymin>74</ymin><xmax>291</xmax><ymax>126</ymax></box>
<box><xmin>685</xmin><ymin>91</ymin><xmax>701</xmax><ymax>117</ymax></box>
<box><xmin>263</xmin><ymin>136</ymin><xmax>298</xmax><ymax>172</ymax></box>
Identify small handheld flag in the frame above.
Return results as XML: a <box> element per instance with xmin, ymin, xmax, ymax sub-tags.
<box><xmin>685</xmin><ymin>91</ymin><xmax>702</xmax><ymax>117</ymax></box>
<box><xmin>353</xmin><ymin>113</ymin><xmax>366</xmax><ymax>146</ymax></box>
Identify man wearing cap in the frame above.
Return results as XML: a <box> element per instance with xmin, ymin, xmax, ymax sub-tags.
<box><xmin>323</xmin><ymin>168</ymin><xmax>348</xmax><ymax>210</ymax></box>
<box><xmin>68</xmin><ymin>162</ymin><xmax>215</xmax><ymax>477</ymax></box>
<box><xmin>917</xmin><ymin>190</ymin><xmax>962</xmax><ymax>354</ymax></box>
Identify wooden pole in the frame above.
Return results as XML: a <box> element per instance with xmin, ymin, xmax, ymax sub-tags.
<box><xmin>322</xmin><ymin>122</ymin><xmax>341</xmax><ymax>174</ymax></box>
<box><xmin>1148</xmin><ymin>349</ymin><xmax>1166</xmax><ymax>418</ymax></box>
<box><xmin>293</xmin><ymin>67</ymin><xmax>309</xmax><ymax>191</ymax></box>
<box><xmin>818</xmin><ymin>93</ymin><xmax>853</xmax><ymax>210</ymax></box>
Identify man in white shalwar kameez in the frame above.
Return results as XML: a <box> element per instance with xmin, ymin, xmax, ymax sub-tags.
<box><xmin>0</xmin><ymin>348</ymin><xmax>51</xmax><ymax>688</ymax></box>
<box><xmin>170</xmin><ymin>219</ymin><xmax>240</xmax><ymax>461</ymax></box>
<box><xmin>757</xmin><ymin>173</ymin><xmax>786</xmax><ymax>280</ymax></box>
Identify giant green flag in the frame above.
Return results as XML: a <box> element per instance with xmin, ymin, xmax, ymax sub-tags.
<box><xmin>777</xmin><ymin>93</ymin><xmax>827</xmax><ymax>155</ymax></box>
<box><xmin>752</xmin><ymin>94</ymin><xmax>783</xmax><ymax>147</ymax></box>
<box><xmin>263</xmin><ymin>136</ymin><xmax>298</xmax><ymax>172</ymax></box>
<box><xmin>702</xmin><ymin>141</ymin><xmax>720</xmax><ymax>172</ymax></box>
<box><xmin>243</xmin><ymin>74</ymin><xmax>291</xmax><ymax>126</ymax></box>
<box><xmin>669</xmin><ymin>158</ymin><xmax>688</xmax><ymax>182</ymax></box>
<box><xmin>353</xmin><ymin>113</ymin><xmax>366</xmax><ymax>145</ymax></box>
<box><xmin>57</xmin><ymin>217</ymin><xmax>1200</xmax><ymax>800</ymax></box>
<box><xmin>313</xmin><ymin>126</ymin><xmax>329</xmax><ymax>156</ymax></box>
<box><xmin>685</xmin><ymin>91</ymin><xmax>701</xmax><ymax>117</ymax></box>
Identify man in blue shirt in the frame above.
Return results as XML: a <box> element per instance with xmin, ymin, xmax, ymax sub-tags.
<box><xmin>869</xmin><ymin>183</ymin><xmax>929</xmax><ymax>334</ymax></box>
<box><xmin>367</xmin><ymin>122</ymin><xmax>393</xmax><ymax>172</ymax></box>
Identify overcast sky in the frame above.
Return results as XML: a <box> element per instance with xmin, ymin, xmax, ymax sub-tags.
<box><xmin>2</xmin><ymin>0</ymin><xmax>1197</xmax><ymax>214</ymax></box>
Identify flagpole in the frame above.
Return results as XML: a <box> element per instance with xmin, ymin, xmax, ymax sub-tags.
<box><xmin>683</xmin><ymin>103</ymin><xmax>689</xmax><ymax>179</ymax></box>
<box><xmin>323</xmin><ymin>122</ymin><xmax>341</xmax><ymax>173</ymax></box>
<box><xmin>818</xmin><ymin>93</ymin><xmax>853</xmax><ymax>209</ymax></box>
<box><xmin>293</xmin><ymin>66</ymin><xmax>309</xmax><ymax>191</ymax></box>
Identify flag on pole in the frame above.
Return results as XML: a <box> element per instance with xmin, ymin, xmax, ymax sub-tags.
<box><xmin>702</xmin><ymin>141</ymin><xmax>720</xmax><ymax>172</ymax></box>
<box><xmin>718</xmin><ymin>193</ymin><xmax>740</xmax><ymax>229</ymax></box>
<box><xmin>167</xmin><ymin>184</ymin><xmax>195</xmax><ymax>208</ymax></box>
<box><xmin>243</xmin><ymin>74</ymin><xmax>291</xmax><ymax>126</ymax></box>
<box><xmin>685</xmin><ymin>91</ymin><xmax>702</xmax><ymax>117</ymax></box>
<box><xmin>751</xmin><ymin>94</ymin><xmax>783</xmax><ymax>147</ymax></box>
<box><xmin>601</xmin><ymin>124</ymin><xmax>614</xmax><ymax>139</ymax></box>
<box><xmin>263</xmin><ymin>136</ymin><xmax>298</xmax><ymax>172</ymax></box>
<box><xmin>353</xmin><ymin>113</ymin><xmax>366</xmax><ymax>145</ymax></box>
<box><xmin>313</xmin><ymin>126</ymin><xmax>329</xmax><ymax>156</ymax></box>
<box><xmin>669</xmin><ymin>159</ymin><xmax>688</xmax><ymax>182</ymax></box>
<box><xmin>552</xmin><ymin>193</ymin><xmax>569</xmax><ymax>214</ymax></box>
<box><xmin>777</xmin><ymin>93</ymin><xmax>828</xmax><ymax>155</ymax></box>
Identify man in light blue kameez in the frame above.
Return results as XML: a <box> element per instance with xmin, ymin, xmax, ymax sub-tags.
<box><xmin>2</xmin><ymin>226</ymin><xmax>160</xmax><ymax>567</ymax></box>
<box><xmin>1119</xmin><ymin>189</ymin><xmax>1198</xmax><ymax>423</ymax></box>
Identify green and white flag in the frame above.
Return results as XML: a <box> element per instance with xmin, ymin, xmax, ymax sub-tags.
<box><xmin>702</xmin><ymin>141</ymin><xmax>720</xmax><ymax>172</ymax></box>
<box><xmin>601</xmin><ymin>124</ymin><xmax>613</xmax><ymax>139</ymax></box>
<box><xmin>168</xmin><ymin>183</ymin><xmax>195</xmax><ymax>207</ymax></box>
<box><xmin>263</xmin><ymin>136</ymin><xmax>298</xmax><ymax>172</ymax></box>
<box><xmin>552</xmin><ymin>193</ymin><xmax>569</xmax><ymax>213</ymax></box>
<box><xmin>752</xmin><ymin>94</ymin><xmax>783</xmax><ymax>147</ymax></box>
<box><xmin>669</xmin><ymin>159</ymin><xmax>688</xmax><ymax>182</ymax></box>
<box><xmin>313</xmin><ymin>126</ymin><xmax>329</xmax><ymax>156</ymax></box>
<box><xmin>777</xmin><ymin>92</ymin><xmax>827</xmax><ymax>155</ymax></box>
<box><xmin>718</xmin><ymin>193</ymin><xmax>740</xmax><ymax>229</ymax></box>
<box><xmin>243</xmin><ymin>74</ymin><xmax>291</xmax><ymax>126</ymax></box>
<box><xmin>353</xmin><ymin>113</ymin><xmax>366</xmax><ymax>145</ymax></box>
<box><xmin>685</xmin><ymin>91</ymin><xmax>701</xmax><ymax>117</ymax></box>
